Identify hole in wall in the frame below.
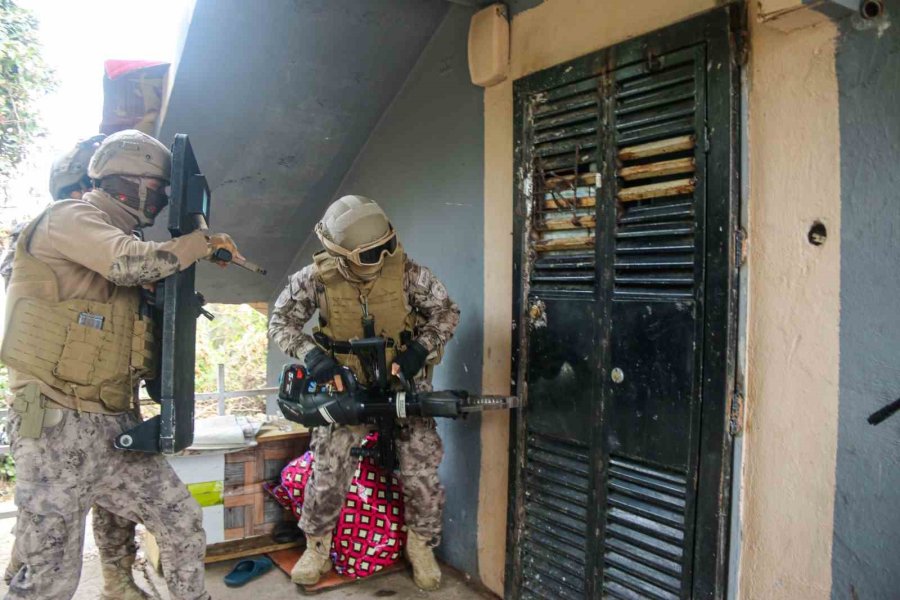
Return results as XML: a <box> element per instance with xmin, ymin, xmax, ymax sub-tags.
<box><xmin>808</xmin><ymin>221</ymin><xmax>827</xmax><ymax>246</ymax></box>
<box><xmin>861</xmin><ymin>0</ymin><xmax>884</xmax><ymax>20</ymax></box>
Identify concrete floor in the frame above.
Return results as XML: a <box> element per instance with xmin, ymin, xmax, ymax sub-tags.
<box><xmin>205</xmin><ymin>561</ymin><xmax>482</xmax><ymax>600</ymax></box>
<box><xmin>0</xmin><ymin>507</ymin><xmax>486</xmax><ymax>600</ymax></box>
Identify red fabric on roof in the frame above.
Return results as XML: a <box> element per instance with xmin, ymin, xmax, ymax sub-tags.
<box><xmin>104</xmin><ymin>59</ymin><xmax>169</xmax><ymax>80</ymax></box>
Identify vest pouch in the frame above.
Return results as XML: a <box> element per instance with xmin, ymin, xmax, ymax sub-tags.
<box><xmin>131</xmin><ymin>317</ymin><xmax>157</xmax><ymax>378</ymax></box>
<box><xmin>314</xmin><ymin>249</ymin><xmax>417</xmax><ymax>386</ymax></box>
<box><xmin>11</xmin><ymin>383</ymin><xmax>45</xmax><ymax>439</ymax></box>
<box><xmin>99</xmin><ymin>381</ymin><xmax>132</xmax><ymax>412</ymax></box>
<box><xmin>53</xmin><ymin>321</ymin><xmax>103</xmax><ymax>386</ymax></box>
<box><xmin>3</xmin><ymin>213</ymin><xmax>140</xmax><ymax>412</ymax></box>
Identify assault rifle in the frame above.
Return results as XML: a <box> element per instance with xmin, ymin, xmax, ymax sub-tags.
<box><xmin>276</xmin><ymin>315</ymin><xmax>518</xmax><ymax>477</ymax></box>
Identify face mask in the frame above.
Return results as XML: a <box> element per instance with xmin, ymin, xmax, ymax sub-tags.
<box><xmin>140</xmin><ymin>183</ymin><xmax>169</xmax><ymax>225</ymax></box>
<box><xmin>347</xmin><ymin>261</ymin><xmax>384</xmax><ymax>280</ymax></box>
<box><xmin>100</xmin><ymin>176</ymin><xmax>169</xmax><ymax>227</ymax></box>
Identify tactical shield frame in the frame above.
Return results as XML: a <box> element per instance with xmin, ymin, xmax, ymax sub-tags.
<box><xmin>115</xmin><ymin>134</ymin><xmax>210</xmax><ymax>454</ymax></box>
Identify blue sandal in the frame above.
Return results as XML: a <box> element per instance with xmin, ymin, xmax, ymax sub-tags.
<box><xmin>224</xmin><ymin>555</ymin><xmax>274</xmax><ymax>587</ymax></box>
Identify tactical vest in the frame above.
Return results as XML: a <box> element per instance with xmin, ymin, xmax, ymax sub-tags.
<box><xmin>0</xmin><ymin>210</ymin><xmax>156</xmax><ymax>413</ymax></box>
<box><xmin>312</xmin><ymin>249</ymin><xmax>435</xmax><ymax>384</ymax></box>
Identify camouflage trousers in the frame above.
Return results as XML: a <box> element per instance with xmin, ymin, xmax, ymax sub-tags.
<box><xmin>4</xmin><ymin>507</ymin><xmax>137</xmax><ymax>586</ymax></box>
<box><xmin>299</xmin><ymin>417</ymin><xmax>445</xmax><ymax>547</ymax></box>
<box><xmin>4</xmin><ymin>407</ymin><xmax>209</xmax><ymax>600</ymax></box>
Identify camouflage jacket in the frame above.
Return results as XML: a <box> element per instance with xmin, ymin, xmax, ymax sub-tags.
<box><xmin>4</xmin><ymin>191</ymin><xmax>211</xmax><ymax>413</ymax></box>
<box><xmin>269</xmin><ymin>257</ymin><xmax>460</xmax><ymax>362</ymax></box>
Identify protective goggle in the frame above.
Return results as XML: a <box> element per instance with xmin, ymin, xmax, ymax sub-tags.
<box><xmin>317</xmin><ymin>223</ymin><xmax>398</xmax><ymax>266</ymax></box>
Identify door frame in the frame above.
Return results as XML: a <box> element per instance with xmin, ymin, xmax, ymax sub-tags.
<box><xmin>505</xmin><ymin>5</ymin><xmax>743</xmax><ymax>598</ymax></box>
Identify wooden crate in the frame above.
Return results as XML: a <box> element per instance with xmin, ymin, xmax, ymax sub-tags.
<box><xmin>145</xmin><ymin>428</ymin><xmax>310</xmax><ymax>571</ymax></box>
<box><xmin>223</xmin><ymin>431</ymin><xmax>309</xmax><ymax>540</ymax></box>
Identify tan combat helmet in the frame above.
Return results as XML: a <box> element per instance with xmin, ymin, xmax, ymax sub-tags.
<box><xmin>88</xmin><ymin>130</ymin><xmax>172</xmax><ymax>227</ymax></box>
<box><xmin>88</xmin><ymin>129</ymin><xmax>171</xmax><ymax>181</ymax></box>
<box><xmin>315</xmin><ymin>195</ymin><xmax>398</xmax><ymax>269</ymax></box>
<box><xmin>48</xmin><ymin>134</ymin><xmax>106</xmax><ymax>200</ymax></box>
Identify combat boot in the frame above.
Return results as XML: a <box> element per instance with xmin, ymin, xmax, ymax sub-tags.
<box><xmin>291</xmin><ymin>533</ymin><xmax>333</xmax><ymax>585</ymax></box>
<box><xmin>99</xmin><ymin>555</ymin><xmax>151</xmax><ymax>600</ymax></box>
<box><xmin>406</xmin><ymin>530</ymin><xmax>441</xmax><ymax>591</ymax></box>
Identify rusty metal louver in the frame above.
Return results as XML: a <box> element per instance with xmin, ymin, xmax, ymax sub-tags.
<box><xmin>602</xmin><ymin>457</ymin><xmax>688</xmax><ymax>600</ymax></box>
<box><xmin>612</xmin><ymin>46</ymin><xmax>704</xmax><ymax>300</ymax></box>
<box><xmin>527</xmin><ymin>76</ymin><xmax>600</xmax><ymax>298</ymax></box>
<box><xmin>520</xmin><ymin>432</ymin><xmax>591</xmax><ymax>600</ymax></box>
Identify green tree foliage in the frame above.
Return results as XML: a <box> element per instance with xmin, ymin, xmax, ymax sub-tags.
<box><xmin>0</xmin><ymin>454</ymin><xmax>14</xmax><ymax>482</ymax></box>
<box><xmin>194</xmin><ymin>303</ymin><xmax>268</xmax><ymax>394</ymax></box>
<box><xmin>0</xmin><ymin>0</ymin><xmax>56</xmax><ymax>200</ymax></box>
<box><xmin>0</xmin><ymin>362</ymin><xmax>7</xmax><ymax>398</ymax></box>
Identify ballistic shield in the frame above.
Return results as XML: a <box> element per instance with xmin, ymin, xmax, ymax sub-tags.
<box><xmin>115</xmin><ymin>134</ymin><xmax>211</xmax><ymax>454</ymax></box>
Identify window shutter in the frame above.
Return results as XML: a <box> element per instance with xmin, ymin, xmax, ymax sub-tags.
<box><xmin>509</xmin><ymin>8</ymin><xmax>739</xmax><ymax>600</ymax></box>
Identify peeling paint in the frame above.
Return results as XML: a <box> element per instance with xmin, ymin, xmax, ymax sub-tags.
<box><xmin>527</xmin><ymin>298</ymin><xmax>548</xmax><ymax>329</ymax></box>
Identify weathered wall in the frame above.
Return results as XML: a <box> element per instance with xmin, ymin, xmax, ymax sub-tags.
<box><xmin>157</xmin><ymin>0</ymin><xmax>448</xmax><ymax>303</ymax></box>
<box><xmin>741</xmin><ymin>5</ymin><xmax>842</xmax><ymax>599</ymax></box>
<box><xmin>267</xmin><ymin>6</ymin><xmax>486</xmax><ymax>576</ymax></box>
<box><xmin>259</xmin><ymin>1</ymin><xmax>900</xmax><ymax>596</ymax></box>
<box><xmin>479</xmin><ymin>0</ymin><xmax>720</xmax><ymax>594</ymax></box>
<box><xmin>832</xmin><ymin>3</ymin><xmax>900</xmax><ymax>598</ymax></box>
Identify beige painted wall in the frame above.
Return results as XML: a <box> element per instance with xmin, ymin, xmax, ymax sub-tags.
<box><xmin>741</xmin><ymin>5</ymin><xmax>841</xmax><ymax>599</ymax></box>
<box><xmin>477</xmin><ymin>0</ymin><xmax>718</xmax><ymax>595</ymax></box>
<box><xmin>479</xmin><ymin>78</ymin><xmax>513</xmax><ymax>596</ymax></box>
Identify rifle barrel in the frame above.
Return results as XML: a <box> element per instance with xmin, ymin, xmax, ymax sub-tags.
<box><xmin>458</xmin><ymin>395</ymin><xmax>521</xmax><ymax>412</ymax></box>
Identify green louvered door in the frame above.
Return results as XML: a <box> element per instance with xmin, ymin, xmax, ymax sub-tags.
<box><xmin>508</xmin><ymin>7</ymin><xmax>740</xmax><ymax>600</ymax></box>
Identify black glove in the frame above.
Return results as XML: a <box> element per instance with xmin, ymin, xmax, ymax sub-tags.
<box><xmin>393</xmin><ymin>340</ymin><xmax>429</xmax><ymax>380</ymax></box>
<box><xmin>304</xmin><ymin>347</ymin><xmax>341</xmax><ymax>383</ymax></box>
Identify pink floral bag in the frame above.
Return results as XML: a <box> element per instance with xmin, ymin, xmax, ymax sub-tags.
<box><xmin>265</xmin><ymin>433</ymin><xmax>407</xmax><ymax>578</ymax></box>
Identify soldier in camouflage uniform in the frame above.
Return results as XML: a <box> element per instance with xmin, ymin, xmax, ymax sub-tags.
<box><xmin>2</xmin><ymin>130</ymin><xmax>241</xmax><ymax>600</ymax></box>
<box><xmin>1</xmin><ymin>135</ymin><xmax>150</xmax><ymax>598</ymax></box>
<box><xmin>269</xmin><ymin>195</ymin><xmax>459</xmax><ymax>591</ymax></box>
<box><xmin>0</xmin><ymin>135</ymin><xmax>105</xmax><ymax>285</ymax></box>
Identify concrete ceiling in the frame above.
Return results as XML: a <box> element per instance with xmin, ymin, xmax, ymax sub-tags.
<box><xmin>155</xmin><ymin>0</ymin><xmax>449</xmax><ymax>303</ymax></box>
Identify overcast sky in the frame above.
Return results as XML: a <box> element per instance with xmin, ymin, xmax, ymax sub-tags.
<box><xmin>3</xmin><ymin>0</ymin><xmax>191</xmax><ymax>224</ymax></box>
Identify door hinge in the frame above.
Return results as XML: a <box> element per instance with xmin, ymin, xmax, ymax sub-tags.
<box><xmin>734</xmin><ymin>227</ymin><xmax>747</xmax><ymax>270</ymax></box>
<box><xmin>703</xmin><ymin>125</ymin><xmax>711</xmax><ymax>154</ymax></box>
<box><xmin>729</xmin><ymin>390</ymin><xmax>745</xmax><ymax>437</ymax></box>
